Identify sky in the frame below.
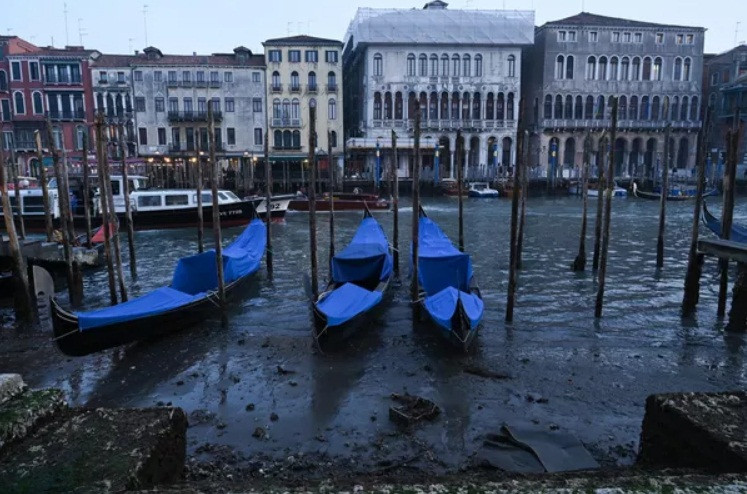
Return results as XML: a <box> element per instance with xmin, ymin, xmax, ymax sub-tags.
<box><xmin>4</xmin><ymin>0</ymin><xmax>746</xmax><ymax>56</ymax></box>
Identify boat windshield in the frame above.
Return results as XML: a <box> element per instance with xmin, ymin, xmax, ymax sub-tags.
<box><xmin>474</xmin><ymin>183</ymin><xmax>486</xmax><ymax>190</ymax></box>
<box><xmin>223</xmin><ymin>191</ymin><xmax>240</xmax><ymax>200</ymax></box>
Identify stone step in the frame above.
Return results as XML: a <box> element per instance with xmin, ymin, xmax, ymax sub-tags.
<box><xmin>0</xmin><ymin>387</ymin><xmax>66</xmax><ymax>452</ymax></box>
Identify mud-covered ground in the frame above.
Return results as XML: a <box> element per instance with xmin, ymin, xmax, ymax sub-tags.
<box><xmin>2</xmin><ymin>197</ymin><xmax>746</xmax><ymax>483</ymax></box>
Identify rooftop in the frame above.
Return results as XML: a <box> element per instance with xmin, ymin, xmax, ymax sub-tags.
<box><xmin>540</xmin><ymin>12</ymin><xmax>704</xmax><ymax>31</ymax></box>
<box><xmin>263</xmin><ymin>35</ymin><xmax>342</xmax><ymax>47</ymax></box>
<box><xmin>93</xmin><ymin>48</ymin><xmax>265</xmax><ymax>68</ymax></box>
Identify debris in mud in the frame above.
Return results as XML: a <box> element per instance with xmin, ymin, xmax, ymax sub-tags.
<box><xmin>388</xmin><ymin>393</ymin><xmax>440</xmax><ymax>427</ymax></box>
<box><xmin>245</xmin><ymin>403</ymin><xmax>255</xmax><ymax>412</ymax></box>
<box><xmin>276</xmin><ymin>365</ymin><xmax>295</xmax><ymax>375</ymax></box>
<box><xmin>252</xmin><ymin>427</ymin><xmax>266</xmax><ymax>439</ymax></box>
<box><xmin>463</xmin><ymin>365</ymin><xmax>511</xmax><ymax>380</ymax></box>
<box><xmin>270</xmin><ymin>412</ymin><xmax>279</xmax><ymax>422</ymax></box>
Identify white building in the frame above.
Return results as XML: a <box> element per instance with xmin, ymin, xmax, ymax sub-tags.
<box><xmin>343</xmin><ymin>0</ymin><xmax>534</xmax><ymax>180</ymax></box>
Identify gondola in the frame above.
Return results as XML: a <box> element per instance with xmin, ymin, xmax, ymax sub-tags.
<box><xmin>49</xmin><ymin>218</ymin><xmax>266</xmax><ymax>356</ymax></box>
<box><xmin>631</xmin><ymin>182</ymin><xmax>718</xmax><ymax>201</ymax></box>
<box><xmin>313</xmin><ymin>208</ymin><xmax>393</xmax><ymax>343</ymax></box>
<box><xmin>703</xmin><ymin>202</ymin><xmax>747</xmax><ymax>243</ymax></box>
<box><xmin>415</xmin><ymin>207</ymin><xmax>484</xmax><ymax>351</ymax></box>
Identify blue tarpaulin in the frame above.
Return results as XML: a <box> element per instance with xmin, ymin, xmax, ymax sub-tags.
<box><xmin>78</xmin><ymin>219</ymin><xmax>266</xmax><ymax>330</ymax></box>
<box><xmin>704</xmin><ymin>205</ymin><xmax>747</xmax><ymax>244</ymax></box>
<box><xmin>317</xmin><ymin>282</ymin><xmax>383</xmax><ymax>326</ymax></box>
<box><xmin>330</xmin><ymin>217</ymin><xmax>392</xmax><ymax>283</ymax></box>
<box><xmin>424</xmin><ymin>286</ymin><xmax>484</xmax><ymax>331</ymax></box>
<box><xmin>417</xmin><ymin>216</ymin><xmax>473</xmax><ymax>295</ymax></box>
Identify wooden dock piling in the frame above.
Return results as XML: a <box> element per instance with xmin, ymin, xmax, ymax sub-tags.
<box><xmin>456</xmin><ymin>130</ymin><xmax>465</xmax><ymax>253</ymax></box>
<box><xmin>118</xmin><ymin>124</ymin><xmax>137</xmax><ymax>278</ymax></box>
<box><xmin>208</xmin><ymin>102</ymin><xmax>226</xmax><ymax>317</ymax></box>
<box><xmin>391</xmin><ymin>130</ymin><xmax>399</xmax><ymax>277</ymax></box>
<box><xmin>411</xmin><ymin>101</ymin><xmax>421</xmax><ymax>311</ymax></box>
<box><xmin>506</xmin><ymin>116</ymin><xmax>524</xmax><ymax>323</ymax></box>
<box><xmin>33</xmin><ymin>131</ymin><xmax>53</xmax><ymax>242</ymax></box>
<box><xmin>195</xmin><ymin>133</ymin><xmax>204</xmax><ymax>254</ymax></box>
<box><xmin>328</xmin><ymin>130</ymin><xmax>335</xmax><ymax>261</ymax></box>
<box><xmin>308</xmin><ymin>102</ymin><xmax>319</xmax><ymax>300</ymax></box>
<box><xmin>517</xmin><ymin>129</ymin><xmax>529</xmax><ymax>270</ymax></box>
<box><xmin>100</xmin><ymin>125</ymin><xmax>128</xmax><ymax>303</ymax></box>
<box><xmin>94</xmin><ymin>116</ymin><xmax>117</xmax><ymax>305</ymax></box>
<box><xmin>264</xmin><ymin>131</ymin><xmax>273</xmax><ymax>279</ymax></box>
<box><xmin>572</xmin><ymin>133</ymin><xmax>593</xmax><ymax>272</ymax></box>
<box><xmin>592</xmin><ymin>131</ymin><xmax>607</xmax><ymax>272</ymax></box>
<box><xmin>594</xmin><ymin>97</ymin><xmax>618</xmax><ymax>318</ymax></box>
<box><xmin>81</xmin><ymin>133</ymin><xmax>93</xmax><ymax>248</ymax></box>
<box><xmin>9</xmin><ymin>149</ymin><xmax>26</xmax><ymax>239</ymax></box>
<box><xmin>656</xmin><ymin>111</ymin><xmax>672</xmax><ymax>270</ymax></box>
<box><xmin>718</xmin><ymin>123</ymin><xmax>741</xmax><ymax>318</ymax></box>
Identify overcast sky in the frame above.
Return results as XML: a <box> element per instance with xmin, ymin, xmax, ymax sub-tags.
<box><xmin>5</xmin><ymin>0</ymin><xmax>746</xmax><ymax>55</ymax></box>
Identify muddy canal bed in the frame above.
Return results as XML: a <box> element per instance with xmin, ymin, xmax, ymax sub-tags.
<box><xmin>2</xmin><ymin>196</ymin><xmax>747</xmax><ymax>481</ymax></box>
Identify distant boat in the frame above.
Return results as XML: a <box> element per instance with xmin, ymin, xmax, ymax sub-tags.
<box><xmin>313</xmin><ymin>209</ymin><xmax>393</xmax><ymax>342</ymax></box>
<box><xmin>49</xmin><ymin>218</ymin><xmax>266</xmax><ymax>356</ymax></box>
<box><xmin>632</xmin><ymin>182</ymin><xmax>718</xmax><ymax>201</ymax></box>
<box><xmin>569</xmin><ymin>181</ymin><xmax>627</xmax><ymax>198</ymax></box>
<box><xmin>438</xmin><ymin>178</ymin><xmax>468</xmax><ymax>198</ymax></box>
<box><xmin>468</xmin><ymin>182</ymin><xmax>500</xmax><ymax>198</ymax></box>
<box><xmin>702</xmin><ymin>202</ymin><xmax>747</xmax><ymax>243</ymax></box>
<box><xmin>289</xmin><ymin>191</ymin><xmax>389</xmax><ymax>212</ymax></box>
<box><xmin>415</xmin><ymin>208</ymin><xmax>484</xmax><ymax>351</ymax></box>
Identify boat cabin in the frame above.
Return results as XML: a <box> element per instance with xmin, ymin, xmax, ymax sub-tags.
<box><xmin>0</xmin><ymin>186</ymin><xmax>60</xmax><ymax>218</ymax></box>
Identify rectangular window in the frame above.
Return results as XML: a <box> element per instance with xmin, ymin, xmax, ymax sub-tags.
<box><xmin>224</xmin><ymin>71</ymin><xmax>233</xmax><ymax>82</ymax></box>
<box><xmin>157</xmin><ymin>127</ymin><xmax>166</xmax><ymax>145</ymax></box>
<box><xmin>254</xmin><ymin>128</ymin><xmax>263</xmax><ymax>145</ymax></box>
<box><xmin>155</xmin><ymin>97</ymin><xmax>164</xmax><ymax>112</ymax></box>
<box><xmin>11</xmin><ymin>61</ymin><xmax>21</xmax><ymax>81</ymax></box>
<box><xmin>184</xmin><ymin>98</ymin><xmax>193</xmax><ymax>112</ymax></box>
<box><xmin>612</xmin><ymin>31</ymin><xmax>620</xmax><ymax>42</ymax></box>
<box><xmin>623</xmin><ymin>32</ymin><xmax>631</xmax><ymax>43</ymax></box>
<box><xmin>568</xmin><ymin>31</ymin><xmax>576</xmax><ymax>42</ymax></box>
<box><xmin>29</xmin><ymin>62</ymin><xmax>39</xmax><ymax>80</ymax></box>
<box><xmin>325</xmin><ymin>50</ymin><xmax>339</xmax><ymax>63</ymax></box>
<box><xmin>99</xmin><ymin>70</ymin><xmax>107</xmax><ymax>83</ymax></box>
<box><xmin>182</xmin><ymin>70</ymin><xmax>191</xmax><ymax>82</ymax></box>
<box><xmin>138</xmin><ymin>127</ymin><xmax>147</xmax><ymax>145</ymax></box>
<box><xmin>252</xmin><ymin>72</ymin><xmax>261</xmax><ymax>82</ymax></box>
<box><xmin>168</xmin><ymin>71</ymin><xmax>177</xmax><ymax>82</ymax></box>
<box><xmin>135</xmin><ymin>97</ymin><xmax>146</xmax><ymax>112</ymax></box>
<box><xmin>686</xmin><ymin>34</ymin><xmax>694</xmax><ymax>44</ymax></box>
<box><xmin>655</xmin><ymin>33</ymin><xmax>664</xmax><ymax>44</ymax></box>
<box><xmin>168</xmin><ymin>98</ymin><xmax>178</xmax><ymax>112</ymax></box>
<box><xmin>289</xmin><ymin>50</ymin><xmax>301</xmax><ymax>62</ymax></box>
<box><xmin>225</xmin><ymin>98</ymin><xmax>235</xmax><ymax>112</ymax></box>
<box><xmin>634</xmin><ymin>33</ymin><xmax>642</xmax><ymax>43</ymax></box>
<box><xmin>196</xmin><ymin>71</ymin><xmax>205</xmax><ymax>82</ymax></box>
<box><xmin>117</xmin><ymin>71</ymin><xmax>125</xmax><ymax>83</ymax></box>
<box><xmin>211</xmin><ymin>98</ymin><xmax>220</xmax><ymax>112</ymax></box>
<box><xmin>134</xmin><ymin>70</ymin><xmax>143</xmax><ymax>81</ymax></box>
<box><xmin>253</xmin><ymin>98</ymin><xmax>262</xmax><ymax>112</ymax></box>
<box><xmin>210</xmin><ymin>71</ymin><xmax>219</xmax><ymax>82</ymax></box>
<box><xmin>305</xmin><ymin>50</ymin><xmax>318</xmax><ymax>63</ymax></box>
<box><xmin>227</xmin><ymin>128</ymin><xmax>236</xmax><ymax>145</ymax></box>
<box><xmin>198</xmin><ymin>97</ymin><xmax>206</xmax><ymax>113</ymax></box>
<box><xmin>171</xmin><ymin>127</ymin><xmax>180</xmax><ymax>145</ymax></box>
<box><xmin>676</xmin><ymin>34</ymin><xmax>684</xmax><ymax>44</ymax></box>
<box><xmin>558</xmin><ymin>30</ymin><xmax>566</xmax><ymax>41</ymax></box>
<box><xmin>138</xmin><ymin>195</ymin><xmax>163</xmax><ymax>208</ymax></box>
<box><xmin>165</xmin><ymin>195</ymin><xmax>189</xmax><ymax>206</ymax></box>
<box><xmin>711</xmin><ymin>72</ymin><xmax>720</xmax><ymax>85</ymax></box>
<box><xmin>269</xmin><ymin>50</ymin><xmax>281</xmax><ymax>62</ymax></box>
<box><xmin>589</xmin><ymin>31</ymin><xmax>598</xmax><ymax>42</ymax></box>
<box><xmin>1</xmin><ymin>100</ymin><xmax>11</xmax><ymax>121</ymax></box>
<box><xmin>154</xmin><ymin>70</ymin><xmax>162</xmax><ymax>82</ymax></box>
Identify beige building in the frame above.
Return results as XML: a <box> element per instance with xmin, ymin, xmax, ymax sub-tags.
<box><xmin>262</xmin><ymin>35</ymin><xmax>344</xmax><ymax>186</ymax></box>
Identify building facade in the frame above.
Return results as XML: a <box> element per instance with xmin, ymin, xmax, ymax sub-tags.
<box><xmin>522</xmin><ymin>12</ymin><xmax>705</xmax><ymax>179</ymax></box>
<box><xmin>263</xmin><ymin>35</ymin><xmax>344</xmax><ymax>184</ymax></box>
<box><xmin>703</xmin><ymin>45</ymin><xmax>747</xmax><ymax>167</ymax></box>
<box><xmin>343</xmin><ymin>1</ymin><xmax>534</xmax><ymax>180</ymax></box>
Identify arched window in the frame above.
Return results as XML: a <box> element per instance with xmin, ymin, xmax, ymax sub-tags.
<box><xmin>471</xmin><ymin>92</ymin><xmax>480</xmax><ymax>119</ymax></box>
<box><xmin>32</xmin><ymin>91</ymin><xmax>43</xmax><ymax>114</ymax></box>
<box><xmin>327</xmin><ymin>71</ymin><xmax>336</xmax><ymax>88</ymax></box>
<box><xmin>566</xmin><ymin>55</ymin><xmax>574</xmax><ymax>79</ymax></box>
<box><xmin>619</xmin><ymin>96</ymin><xmax>627</xmax><ymax>119</ymax></box>
<box><xmin>674</xmin><ymin>57</ymin><xmax>683</xmax><ymax>81</ymax></box>
<box><xmin>419</xmin><ymin>54</ymin><xmax>427</xmax><ymax>76</ymax></box>
<box><xmin>290</xmin><ymin>71</ymin><xmax>299</xmax><ymax>90</ymax></box>
<box><xmin>452</xmin><ymin>54</ymin><xmax>460</xmax><ymax>77</ymax></box>
<box><xmin>273</xmin><ymin>130</ymin><xmax>282</xmax><ymax>148</ymax></box>
<box><xmin>271</xmin><ymin>71</ymin><xmax>280</xmax><ymax>88</ymax></box>
<box><xmin>586</xmin><ymin>56</ymin><xmax>597</xmax><ymax>80</ymax></box>
<box><xmin>407</xmin><ymin>54</ymin><xmax>416</xmax><ymax>76</ymax></box>
<box><xmin>629</xmin><ymin>95</ymin><xmax>638</xmax><ymax>120</ymax></box>
<box><xmin>291</xmin><ymin>98</ymin><xmax>300</xmax><ymax>119</ymax></box>
<box><xmin>651</xmin><ymin>96</ymin><xmax>661</xmax><ymax>120</ymax></box>
<box><xmin>554</xmin><ymin>95</ymin><xmax>563</xmax><ymax>119</ymax></box>
<box><xmin>451</xmin><ymin>91</ymin><xmax>460</xmax><ymax>119</ymax></box>
<box><xmin>652</xmin><ymin>57</ymin><xmax>662</xmax><ymax>81</ymax></box>
<box><xmin>308</xmin><ymin>71</ymin><xmax>317</xmax><ymax>90</ymax></box>
<box><xmin>680</xmin><ymin>96</ymin><xmax>689</xmax><ymax>121</ymax></box>
<box><xmin>292</xmin><ymin>130</ymin><xmax>300</xmax><ymax>149</ymax></box>
<box><xmin>496</xmin><ymin>92</ymin><xmax>504</xmax><ymax>120</ymax></box>
<box><xmin>272</xmin><ymin>98</ymin><xmax>281</xmax><ymax>119</ymax></box>
<box><xmin>52</xmin><ymin>127</ymin><xmax>62</xmax><ymax>149</ymax></box>
<box><xmin>544</xmin><ymin>94</ymin><xmax>552</xmax><ymax>119</ymax></box>
<box><xmin>506</xmin><ymin>92</ymin><xmax>515</xmax><ymax>120</ymax></box>
<box><xmin>598</xmin><ymin>56</ymin><xmax>608</xmax><ymax>80</ymax></box>
<box><xmin>421</xmin><ymin>92</ymin><xmax>429</xmax><ymax>120</ymax></box>
<box><xmin>282</xmin><ymin>130</ymin><xmax>292</xmax><ymax>148</ymax></box>
<box><xmin>373</xmin><ymin>53</ymin><xmax>383</xmax><ymax>76</ymax></box>
<box><xmin>384</xmin><ymin>92</ymin><xmax>393</xmax><ymax>119</ymax></box>
<box><xmin>430</xmin><ymin>54</ymin><xmax>439</xmax><ymax>76</ymax></box>
<box><xmin>585</xmin><ymin>95</ymin><xmax>594</xmax><ymax>120</ymax></box>
<box><xmin>486</xmin><ymin>92</ymin><xmax>494</xmax><ymax>120</ymax></box>
<box><xmin>684</xmin><ymin>58</ymin><xmax>692</xmax><ymax>81</ymax></box>
<box><xmin>441</xmin><ymin>54</ymin><xmax>449</xmax><ymax>76</ymax></box>
<box><xmin>574</xmin><ymin>95</ymin><xmax>583</xmax><ymax>119</ymax></box>
<box><xmin>329</xmin><ymin>131</ymin><xmax>337</xmax><ymax>148</ymax></box>
<box><xmin>282</xmin><ymin>98</ymin><xmax>290</xmax><ymax>119</ymax></box>
<box><xmin>474</xmin><ymin>54</ymin><xmax>482</xmax><ymax>77</ymax></box>
<box><xmin>373</xmin><ymin>92</ymin><xmax>382</xmax><ymax>120</ymax></box>
<box><xmin>461</xmin><ymin>91</ymin><xmax>470</xmax><ymax>120</ymax></box>
<box><xmin>564</xmin><ymin>95</ymin><xmax>573</xmax><ymax>119</ymax></box>
<box><xmin>75</xmin><ymin>125</ymin><xmax>86</xmax><ymax>150</ymax></box>
<box><xmin>13</xmin><ymin>91</ymin><xmax>25</xmax><ymax>114</ymax></box>
<box><xmin>0</xmin><ymin>70</ymin><xmax>7</xmax><ymax>91</ymax></box>
<box><xmin>507</xmin><ymin>55</ymin><xmax>516</xmax><ymax>77</ymax></box>
<box><xmin>631</xmin><ymin>57</ymin><xmax>641</xmax><ymax>81</ymax></box>
<box><xmin>641</xmin><ymin>96</ymin><xmax>650</xmax><ymax>119</ymax></box>
<box><xmin>556</xmin><ymin>55</ymin><xmax>565</xmax><ymax>79</ymax></box>
<box><xmin>690</xmin><ymin>96</ymin><xmax>699</xmax><ymax>121</ymax></box>
<box><xmin>642</xmin><ymin>57</ymin><xmax>652</xmax><ymax>80</ymax></box>
<box><xmin>395</xmin><ymin>92</ymin><xmax>403</xmax><ymax>119</ymax></box>
<box><xmin>96</xmin><ymin>93</ymin><xmax>104</xmax><ymax>111</ymax></box>
<box><xmin>462</xmin><ymin>54</ymin><xmax>471</xmax><ymax>77</ymax></box>
<box><xmin>610</xmin><ymin>57</ymin><xmax>619</xmax><ymax>80</ymax></box>
<box><xmin>596</xmin><ymin>95</ymin><xmax>605</xmax><ymax>119</ymax></box>
<box><xmin>621</xmin><ymin>57</ymin><xmax>630</xmax><ymax>80</ymax></box>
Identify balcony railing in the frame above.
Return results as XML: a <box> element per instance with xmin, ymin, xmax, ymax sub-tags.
<box><xmin>194</xmin><ymin>80</ymin><xmax>207</xmax><ymax>88</ymax></box>
<box><xmin>372</xmin><ymin>118</ymin><xmax>516</xmax><ymax>130</ymax></box>
<box><xmin>540</xmin><ymin>118</ymin><xmax>702</xmax><ymax>130</ymax></box>
<box><xmin>45</xmin><ymin>75</ymin><xmax>82</xmax><ymax>85</ymax></box>
<box><xmin>169</xmin><ymin>142</ymin><xmax>224</xmax><ymax>153</ymax></box>
<box><xmin>167</xmin><ymin>110</ymin><xmax>223</xmax><ymax>122</ymax></box>
<box><xmin>271</xmin><ymin>118</ymin><xmax>302</xmax><ymax>128</ymax></box>
<box><xmin>307</xmin><ymin>84</ymin><xmax>318</xmax><ymax>94</ymax></box>
<box><xmin>180</xmin><ymin>80</ymin><xmax>193</xmax><ymax>87</ymax></box>
<box><xmin>98</xmin><ymin>79</ymin><xmax>108</xmax><ymax>85</ymax></box>
<box><xmin>169</xmin><ymin>143</ymin><xmax>183</xmax><ymax>153</ymax></box>
<box><xmin>209</xmin><ymin>80</ymin><xmax>222</xmax><ymax>88</ymax></box>
<box><xmin>271</xmin><ymin>84</ymin><xmax>283</xmax><ymax>93</ymax></box>
<box><xmin>326</xmin><ymin>84</ymin><xmax>338</xmax><ymax>93</ymax></box>
<box><xmin>47</xmin><ymin>109</ymin><xmax>86</xmax><ymax>120</ymax></box>
<box><xmin>289</xmin><ymin>85</ymin><xmax>301</xmax><ymax>93</ymax></box>
<box><xmin>15</xmin><ymin>140</ymin><xmax>38</xmax><ymax>150</ymax></box>
<box><xmin>167</xmin><ymin>79</ymin><xmax>179</xmax><ymax>87</ymax></box>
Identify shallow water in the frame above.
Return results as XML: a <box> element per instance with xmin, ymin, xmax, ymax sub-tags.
<box><xmin>3</xmin><ymin>195</ymin><xmax>747</xmax><ymax>472</ymax></box>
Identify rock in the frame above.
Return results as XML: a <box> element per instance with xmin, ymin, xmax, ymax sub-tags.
<box><xmin>0</xmin><ymin>374</ymin><xmax>26</xmax><ymax>405</ymax></box>
<box><xmin>252</xmin><ymin>427</ymin><xmax>266</xmax><ymax>439</ymax></box>
<box><xmin>288</xmin><ymin>380</ymin><xmax>298</xmax><ymax>387</ymax></box>
<box><xmin>389</xmin><ymin>393</ymin><xmax>440</xmax><ymax>427</ymax></box>
<box><xmin>270</xmin><ymin>412</ymin><xmax>279</xmax><ymax>422</ymax></box>
<box><xmin>176</xmin><ymin>380</ymin><xmax>185</xmax><ymax>386</ymax></box>
<box><xmin>0</xmin><ymin>388</ymin><xmax>66</xmax><ymax>451</ymax></box>
<box><xmin>245</xmin><ymin>403</ymin><xmax>255</xmax><ymax>412</ymax></box>
<box><xmin>276</xmin><ymin>365</ymin><xmax>295</xmax><ymax>375</ymax></box>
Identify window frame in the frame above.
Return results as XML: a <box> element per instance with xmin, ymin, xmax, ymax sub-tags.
<box><xmin>10</xmin><ymin>61</ymin><xmax>22</xmax><ymax>81</ymax></box>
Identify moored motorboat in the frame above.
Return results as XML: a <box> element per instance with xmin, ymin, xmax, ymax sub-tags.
<box><xmin>570</xmin><ymin>181</ymin><xmax>628</xmax><ymax>198</ymax></box>
<box><xmin>703</xmin><ymin>202</ymin><xmax>747</xmax><ymax>243</ymax></box>
<box><xmin>438</xmin><ymin>178</ymin><xmax>468</xmax><ymax>198</ymax></box>
<box><xmin>468</xmin><ymin>182</ymin><xmax>500</xmax><ymax>198</ymax></box>
<box><xmin>290</xmin><ymin>191</ymin><xmax>389</xmax><ymax>212</ymax></box>
<box><xmin>632</xmin><ymin>182</ymin><xmax>718</xmax><ymax>201</ymax></box>
<box><xmin>313</xmin><ymin>209</ymin><xmax>393</xmax><ymax>342</ymax></box>
<box><xmin>415</xmin><ymin>208</ymin><xmax>484</xmax><ymax>351</ymax></box>
<box><xmin>48</xmin><ymin>218</ymin><xmax>266</xmax><ymax>356</ymax></box>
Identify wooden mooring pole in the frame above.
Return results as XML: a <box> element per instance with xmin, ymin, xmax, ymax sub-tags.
<box><xmin>94</xmin><ymin>116</ymin><xmax>117</xmax><ymax>305</ymax></box>
<box><xmin>718</xmin><ymin>122</ymin><xmax>741</xmax><ymax>318</ymax></box>
<box><xmin>0</xmin><ymin>149</ymin><xmax>33</xmax><ymax>322</ymax></box>
<box><xmin>456</xmin><ymin>130</ymin><xmax>465</xmax><ymax>253</ymax></box>
<box><xmin>682</xmin><ymin>107</ymin><xmax>711</xmax><ymax>315</ymax></box>
<box><xmin>572</xmin><ymin>133</ymin><xmax>592</xmax><ymax>271</ymax></box>
<box><xmin>195</xmin><ymin>133</ymin><xmax>204</xmax><ymax>254</ymax></box>
<box><xmin>391</xmin><ymin>130</ymin><xmax>400</xmax><ymax>277</ymax></box>
<box><xmin>506</xmin><ymin>115</ymin><xmax>524</xmax><ymax>323</ymax></box>
<box><xmin>656</xmin><ymin>112</ymin><xmax>672</xmax><ymax>270</ymax></box>
<box><xmin>328</xmin><ymin>130</ymin><xmax>335</xmax><ymax>261</ymax></box>
<box><xmin>411</xmin><ymin>101</ymin><xmax>421</xmax><ymax>313</ymax></box>
<box><xmin>9</xmin><ymin>148</ymin><xmax>26</xmax><ymax>239</ymax></box>
<box><xmin>118</xmin><ymin>124</ymin><xmax>137</xmax><ymax>278</ymax></box>
<box><xmin>101</xmin><ymin>124</ymin><xmax>128</xmax><ymax>303</ymax></box>
<box><xmin>516</xmin><ymin>129</ymin><xmax>529</xmax><ymax>270</ymax></box>
<box><xmin>264</xmin><ymin>131</ymin><xmax>273</xmax><ymax>279</ymax></box>
<box><xmin>594</xmin><ymin>97</ymin><xmax>618</xmax><ymax>318</ymax></box>
<box><xmin>208</xmin><ymin>102</ymin><xmax>226</xmax><ymax>318</ymax></box>
<box><xmin>33</xmin><ymin>131</ymin><xmax>53</xmax><ymax>242</ymax></box>
<box><xmin>81</xmin><ymin>133</ymin><xmax>93</xmax><ymax>248</ymax></box>
<box><xmin>592</xmin><ymin>131</ymin><xmax>607</xmax><ymax>271</ymax></box>
<box><xmin>308</xmin><ymin>102</ymin><xmax>319</xmax><ymax>299</ymax></box>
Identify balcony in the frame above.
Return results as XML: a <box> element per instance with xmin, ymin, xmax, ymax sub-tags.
<box><xmin>270</xmin><ymin>84</ymin><xmax>283</xmax><ymax>93</ymax></box>
<box><xmin>307</xmin><ymin>84</ymin><xmax>318</xmax><ymax>94</ymax></box>
<box><xmin>45</xmin><ymin>75</ymin><xmax>82</xmax><ymax>86</ymax></box>
<box><xmin>209</xmin><ymin>80</ymin><xmax>222</xmax><ymax>88</ymax></box>
<box><xmin>167</xmin><ymin>110</ymin><xmax>223</xmax><ymax>123</ymax></box>
<box><xmin>271</xmin><ymin>118</ymin><xmax>302</xmax><ymax>128</ymax></box>
<box><xmin>180</xmin><ymin>80</ymin><xmax>193</xmax><ymax>87</ymax></box>
<box><xmin>194</xmin><ymin>80</ymin><xmax>207</xmax><ymax>88</ymax></box>
<box><xmin>15</xmin><ymin>140</ymin><xmax>38</xmax><ymax>151</ymax></box>
<box><xmin>289</xmin><ymin>85</ymin><xmax>301</xmax><ymax>93</ymax></box>
<box><xmin>115</xmin><ymin>79</ymin><xmax>128</xmax><ymax>86</ymax></box>
<box><xmin>169</xmin><ymin>143</ymin><xmax>183</xmax><ymax>153</ymax></box>
<box><xmin>98</xmin><ymin>78</ymin><xmax>108</xmax><ymax>85</ymax></box>
<box><xmin>167</xmin><ymin>79</ymin><xmax>179</xmax><ymax>87</ymax></box>
<box><xmin>540</xmin><ymin>118</ymin><xmax>701</xmax><ymax>131</ymax></box>
<box><xmin>326</xmin><ymin>84</ymin><xmax>338</xmax><ymax>93</ymax></box>
<box><xmin>47</xmin><ymin>109</ymin><xmax>86</xmax><ymax>121</ymax></box>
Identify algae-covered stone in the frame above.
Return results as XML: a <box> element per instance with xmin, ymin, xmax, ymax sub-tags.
<box><xmin>0</xmin><ymin>388</ymin><xmax>65</xmax><ymax>451</ymax></box>
<box><xmin>0</xmin><ymin>374</ymin><xmax>26</xmax><ymax>405</ymax></box>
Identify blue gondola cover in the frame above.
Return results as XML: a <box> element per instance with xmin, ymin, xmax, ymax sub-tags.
<box><xmin>316</xmin><ymin>282</ymin><xmax>383</xmax><ymax>326</ymax></box>
<box><xmin>704</xmin><ymin>205</ymin><xmax>747</xmax><ymax>244</ymax></box>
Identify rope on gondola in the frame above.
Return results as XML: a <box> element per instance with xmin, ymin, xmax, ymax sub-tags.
<box><xmin>51</xmin><ymin>328</ymin><xmax>80</xmax><ymax>341</ymax></box>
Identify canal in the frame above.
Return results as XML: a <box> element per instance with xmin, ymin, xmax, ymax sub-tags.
<box><xmin>2</xmin><ymin>195</ymin><xmax>747</xmax><ymax>479</ymax></box>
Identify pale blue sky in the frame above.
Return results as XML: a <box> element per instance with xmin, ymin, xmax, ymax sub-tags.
<box><xmin>5</xmin><ymin>0</ymin><xmax>746</xmax><ymax>55</ymax></box>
